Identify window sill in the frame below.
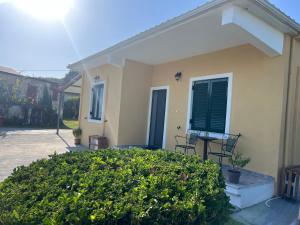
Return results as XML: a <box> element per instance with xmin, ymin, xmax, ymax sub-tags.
<box><xmin>188</xmin><ymin>130</ymin><xmax>227</xmax><ymax>139</ymax></box>
<box><xmin>88</xmin><ymin>119</ymin><xmax>103</xmax><ymax>124</ymax></box>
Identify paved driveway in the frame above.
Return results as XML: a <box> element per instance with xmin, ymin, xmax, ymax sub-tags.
<box><xmin>0</xmin><ymin>128</ymin><xmax>78</xmax><ymax>182</ymax></box>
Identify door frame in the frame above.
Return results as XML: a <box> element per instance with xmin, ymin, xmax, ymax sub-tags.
<box><xmin>146</xmin><ymin>86</ymin><xmax>169</xmax><ymax>149</ymax></box>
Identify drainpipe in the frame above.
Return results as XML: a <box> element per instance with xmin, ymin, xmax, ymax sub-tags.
<box><xmin>278</xmin><ymin>35</ymin><xmax>295</xmax><ymax>194</ymax></box>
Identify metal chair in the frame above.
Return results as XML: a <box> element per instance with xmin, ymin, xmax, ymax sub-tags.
<box><xmin>175</xmin><ymin>133</ymin><xmax>198</xmax><ymax>155</ymax></box>
<box><xmin>208</xmin><ymin>133</ymin><xmax>241</xmax><ymax>165</ymax></box>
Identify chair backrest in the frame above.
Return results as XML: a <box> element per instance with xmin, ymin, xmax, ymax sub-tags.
<box><xmin>223</xmin><ymin>133</ymin><xmax>241</xmax><ymax>153</ymax></box>
<box><xmin>188</xmin><ymin>133</ymin><xmax>198</xmax><ymax>145</ymax></box>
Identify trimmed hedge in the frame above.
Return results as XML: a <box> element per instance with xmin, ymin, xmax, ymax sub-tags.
<box><xmin>0</xmin><ymin>149</ymin><xmax>231</xmax><ymax>225</ymax></box>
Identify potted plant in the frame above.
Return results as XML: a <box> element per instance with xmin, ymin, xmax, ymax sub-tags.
<box><xmin>228</xmin><ymin>152</ymin><xmax>250</xmax><ymax>184</ymax></box>
<box><xmin>72</xmin><ymin>127</ymin><xmax>82</xmax><ymax>145</ymax></box>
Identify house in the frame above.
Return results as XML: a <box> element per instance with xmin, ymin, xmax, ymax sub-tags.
<box><xmin>0</xmin><ymin>66</ymin><xmax>80</xmax><ymax>125</ymax></box>
<box><xmin>0</xmin><ymin>66</ymin><xmax>61</xmax><ymax>109</ymax></box>
<box><xmin>68</xmin><ymin>0</ymin><xmax>300</xmax><ymax>205</ymax></box>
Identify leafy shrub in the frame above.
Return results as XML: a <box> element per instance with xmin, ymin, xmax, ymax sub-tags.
<box><xmin>0</xmin><ymin>149</ymin><xmax>231</xmax><ymax>225</ymax></box>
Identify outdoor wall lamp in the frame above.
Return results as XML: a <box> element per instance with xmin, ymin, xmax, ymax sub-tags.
<box><xmin>175</xmin><ymin>72</ymin><xmax>182</xmax><ymax>81</ymax></box>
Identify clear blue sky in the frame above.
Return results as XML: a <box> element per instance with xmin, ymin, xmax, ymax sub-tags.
<box><xmin>0</xmin><ymin>0</ymin><xmax>299</xmax><ymax>78</ymax></box>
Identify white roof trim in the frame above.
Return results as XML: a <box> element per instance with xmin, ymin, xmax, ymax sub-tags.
<box><xmin>69</xmin><ymin>0</ymin><xmax>300</xmax><ymax>70</ymax></box>
<box><xmin>222</xmin><ymin>6</ymin><xmax>284</xmax><ymax>56</ymax></box>
<box><xmin>253</xmin><ymin>0</ymin><xmax>300</xmax><ymax>33</ymax></box>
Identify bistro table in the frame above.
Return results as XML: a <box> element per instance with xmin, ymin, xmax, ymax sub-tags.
<box><xmin>197</xmin><ymin>135</ymin><xmax>217</xmax><ymax>161</ymax></box>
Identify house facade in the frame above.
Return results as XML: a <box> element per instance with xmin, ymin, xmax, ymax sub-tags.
<box><xmin>69</xmin><ymin>0</ymin><xmax>300</xmax><ymax>192</ymax></box>
<box><xmin>0</xmin><ymin>66</ymin><xmax>61</xmax><ymax>109</ymax></box>
<box><xmin>0</xmin><ymin>66</ymin><xmax>80</xmax><ymax>126</ymax></box>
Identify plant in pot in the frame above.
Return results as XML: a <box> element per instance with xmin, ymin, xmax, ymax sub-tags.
<box><xmin>72</xmin><ymin>127</ymin><xmax>82</xmax><ymax>145</ymax></box>
<box><xmin>228</xmin><ymin>152</ymin><xmax>250</xmax><ymax>184</ymax></box>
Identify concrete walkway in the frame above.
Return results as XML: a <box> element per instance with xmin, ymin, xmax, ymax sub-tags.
<box><xmin>232</xmin><ymin>198</ymin><xmax>299</xmax><ymax>225</ymax></box>
<box><xmin>0</xmin><ymin>128</ymin><xmax>79</xmax><ymax>182</ymax></box>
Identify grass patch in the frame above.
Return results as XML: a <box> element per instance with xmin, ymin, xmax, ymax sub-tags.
<box><xmin>63</xmin><ymin>119</ymin><xmax>79</xmax><ymax>129</ymax></box>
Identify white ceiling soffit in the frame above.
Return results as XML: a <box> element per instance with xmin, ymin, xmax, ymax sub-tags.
<box><xmin>222</xmin><ymin>6</ymin><xmax>284</xmax><ymax>56</ymax></box>
<box><xmin>70</xmin><ymin>55</ymin><xmax>124</xmax><ymax>71</ymax></box>
<box><xmin>69</xmin><ymin>0</ymin><xmax>299</xmax><ymax>70</ymax></box>
<box><xmin>109</xmin><ymin>5</ymin><xmax>284</xmax><ymax>64</ymax></box>
<box><xmin>236</xmin><ymin>0</ymin><xmax>300</xmax><ymax>35</ymax></box>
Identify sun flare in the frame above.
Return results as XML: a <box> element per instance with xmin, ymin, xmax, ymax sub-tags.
<box><xmin>13</xmin><ymin>0</ymin><xmax>74</xmax><ymax>21</ymax></box>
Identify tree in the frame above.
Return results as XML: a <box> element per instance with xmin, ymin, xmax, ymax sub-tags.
<box><xmin>11</xmin><ymin>78</ymin><xmax>24</xmax><ymax>104</ymax></box>
<box><xmin>0</xmin><ymin>78</ymin><xmax>10</xmax><ymax>106</ymax></box>
<box><xmin>41</xmin><ymin>85</ymin><xmax>52</xmax><ymax>110</ymax></box>
<box><xmin>0</xmin><ymin>78</ymin><xmax>25</xmax><ymax>106</ymax></box>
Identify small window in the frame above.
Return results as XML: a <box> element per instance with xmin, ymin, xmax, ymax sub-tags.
<box><xmin>89</xmin><ymin>82</ymin><xmax>104</xmax><ymax>121</ymax></box>
<box><xmin>189</xmin><ymin>77</ymin><xmax>229</xmax><ymax>133</ymax></box>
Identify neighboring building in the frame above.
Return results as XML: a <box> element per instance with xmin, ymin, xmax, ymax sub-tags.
<box><xmin>63</xmin><ymin>75</ymin><xmax>82</xmax><ymax>101</ymax></box>
<box><xmin>0</xmin><ymin>66</ymin><xmax>80</xmax><ymax>125</ymax></box>
<box><xmin>69</xmin><ymin>0</ymin><xmax>300</xmax><ymax>202</ymax></box>
<box><xmin>0</xmin><ymin>66</ymin><xmax>60</xmax><ymax>109</ymax></box>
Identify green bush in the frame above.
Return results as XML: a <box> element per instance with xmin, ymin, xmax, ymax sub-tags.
<box><xmin>0</xmin><ymin>149</ymin><xmax>231</xmax><ymax>225</ymax></box>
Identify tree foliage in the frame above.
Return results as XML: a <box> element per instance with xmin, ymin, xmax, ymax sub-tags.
<box><xmin>41</xmin><ymin>85</ymin><xmax>52</xmax><ymax>108</ymax></box>
<box><xmin>0</xmin><ymin>78</ymin><xmax>25</xmax><ymax>106</ymax></box>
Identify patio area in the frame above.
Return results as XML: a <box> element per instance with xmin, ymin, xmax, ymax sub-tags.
<box><xmin>222</xmin><ymin>165</ymin><xmax>274</xmax><ymax>209</ymax></box>
<box><xmin>232</xmin><ymin>198</ymin><xmax>299</xmax><ymax>225</ymax></box>
<box><xmin>0</xmin><ymin>128</ymin><xmax>80</xmax><ymax>181</ymax></box>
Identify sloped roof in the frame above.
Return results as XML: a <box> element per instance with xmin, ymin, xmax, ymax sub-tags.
<box><xmin>0</xmin><ymin>66</ymin><xmax>60</xmax><ymax>85</ymax></box>
<box><xmin>69</xmin><ymin>0</ymin><xmax>300</xmax><ymax>69</ymax></box>
<box><xmin>0</xmin><ymin>66</ymin><xmax>20</xmax><ymax>75</ymax></box>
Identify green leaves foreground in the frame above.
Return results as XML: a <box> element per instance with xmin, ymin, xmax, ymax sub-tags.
<box><xmin>0</xmin><ymin>149</ymin><xmax>231</xmax><ymax>225</ymax></box>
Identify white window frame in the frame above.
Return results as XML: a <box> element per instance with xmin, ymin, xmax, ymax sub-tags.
<box><xmin>88</xmin><ymin>80</ymin><xmax>106</xmax><ymax>124</ymax></box>
<box><xmin>146</xmin><ymin>86</ymin><xmax>170</xmax><ymax>149</ymax></box>
<box><xmin>186</xmin><ymin>73</ymin><xmax>233</xmax><ymax>138</ymax></box>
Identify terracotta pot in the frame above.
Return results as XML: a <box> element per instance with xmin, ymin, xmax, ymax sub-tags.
<box><xmin>0</xmin><ymin>117</ymin><xmax>4</xmax><ymax>126</ymax></box>
<box><xmin>228</xmin><ymin>169</ymin><xmax>241</xmax><ymax>184</ymax></box>
<box><xmin>74</xmin><ymin>138</ymin><xmax>81</xmax><ymax>145</ymax></box>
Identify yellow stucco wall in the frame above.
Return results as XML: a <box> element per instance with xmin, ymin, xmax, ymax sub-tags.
<box><xmin>77</xmin><ymin>41</ymin><xmax>298</xmax><ymax>181</ymax></box>
<box><xmin>283</xmin><ymin>37</ymin><xmax>300</xmax><ymax>167</ymax></box>
<box><xmin>78</xmin><ymin>60</ymin><xmax>152</xmax><ymax>147</ymax></box>
<box><xmin>151</xmin><ymin>44</ymin><xmax>286</xmax><ymax>178</ymax></box>
<box><xmin>118</xmin><ymin>60</ymin><xmax>153</xmax><ymax>145</ymax></box>
<box><xmin>79</xmin><ymin>64</ymin><xmax>123</xmax><ymax>146</ymax></box>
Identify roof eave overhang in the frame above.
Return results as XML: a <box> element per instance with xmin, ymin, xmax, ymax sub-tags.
<box><xmin>253</xmin><ymin>0</ymin><xmax>300</xmax><ymax>35</ymax></box>
<box><xmin>68</xmin><ymin>0</ymin><xmax>300</xmax><ymax>71</ymax></box>
<box><xmin>68</xmin><ymin>0</ymin><xmax>230</xmax><ymax>70</ymax></box>
<box><xmin>59</xmin><ymin>73</ymin><xmax>82</xmax><ymax>91</ymax></box>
